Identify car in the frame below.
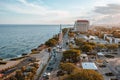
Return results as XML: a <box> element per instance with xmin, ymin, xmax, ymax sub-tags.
<box><xmin>105</xmin><ymin>72</ymin><xmax>114</xmax><ymax>76</ymax></box>
<box><xmin>46</xmin><ymin>67</ymin><xmax>53</xmax><ymax>72</ymax></box>
<box><xmin>104</xmin><ymin>55</ymin><xmax>114</xmax><ymax>58</ymax></box>
<box><xmin>110</xmin><ymin>78</ymin><xmax>118</xmax><ymax>80</ymax></box>
<box><xmin>111</xmin><ymin>53</ymin><xmax>118</xmax><ymax>54</ymax></box>
<box><xmin>48</xmin><ymin>63</ymin><xmax>52</xmax><ymax>66</ymax></box>
<box><xmin>57</xmin><ymin>70</ymin><xmax>64</xmax><ymax>76</ymax></box>
<box><xmin>99</xmin><ymin>64</ymin><xmax>106</xmax><ymax>68</ymax></box>
<box><xmin>43</xmin><ymin>72</ymin><xmax>47</xmax><ymax>76</ymax></box>
<box><xmin>43</xmin><ymin>72</ymin><xmax>50</xmax><ymax>79</ymax></box>
<box><xmin>43</xmin><ymin>75</ymin><xmax>49</xmax><ymax>79</ymax></box>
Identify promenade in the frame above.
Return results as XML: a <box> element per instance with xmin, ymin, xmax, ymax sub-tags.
<box><xmin>30</xmin><ymin>49</ymin><xmax>50</xmax><ymax>80</ymax></box>
<box><xmin>0</xmin><ymin>60</ymin><xmax>21</xmax><ymax>71</ymax></box>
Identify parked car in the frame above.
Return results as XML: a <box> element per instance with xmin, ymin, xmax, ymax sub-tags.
<box><xmin>46</xmin><ymin>67</ymin><xmax>53</xmax><ymax>72</ymax></box>
<box><xmin>57</xmin><ymin>70</ymin><xmax>64</xmax><ymax>76</ymax></box>
<box><xmin>43</xmin><ymin>72</ymin><xmax>50</xmax><ymax>79</ymax></box>
<box><xmin>105</xmin><ymin>72</ymin><xmax>114</xmax><ymax>76</ymax></box>
<box><xmin>110</xmin><ymin>78</ymin><xmax>118</xmax><ymax>80</ymax></box>
<box><xmin>99</xmin><ymin>64</ymin><xmax>106</xmax><ymax>68</ymax></box>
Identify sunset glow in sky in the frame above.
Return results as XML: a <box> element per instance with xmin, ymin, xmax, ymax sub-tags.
<box><xmin>0</xmin><ymin>0</ymin><xmax>120</xmax><ymax>24</ymax></box>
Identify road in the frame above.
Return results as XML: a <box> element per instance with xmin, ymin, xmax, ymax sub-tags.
<box><xmin>39</xmin><ymin>48</ymin><xmax>62</xmax><ymax>80</ymax></box>
<box><xmin>39</xmin><ymin>28</ymin><xmax>69</xmax><ymax>80</ymax></box>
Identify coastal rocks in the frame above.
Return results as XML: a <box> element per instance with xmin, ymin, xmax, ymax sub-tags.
<box><xmin>31</xmin><ymin>48</ymin><xmax>39</xmax><ymax>54</ymax></box>
<box><xmin>37</xmin><ymin>44</ymin><xmax>47</xmax><ymax>51</ymax></box>
<box><xmin>31</xmin><ymin>44</ymin><xmax>47</xmax><ymax>54</ymax></box>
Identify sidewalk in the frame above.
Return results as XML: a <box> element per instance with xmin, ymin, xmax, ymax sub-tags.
<box><xmin>30</xmin><ymin>49</ymin><xmax>50</xmax><ymax>80</ymax></box>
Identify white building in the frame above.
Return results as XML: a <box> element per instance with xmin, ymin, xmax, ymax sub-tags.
<box><xmin>80</xmin><ymin>54</ymin><xmax>88</xmax><ymax>62</ymax></box>
<box><xmin>82</xmin><ymin>62</ymin><xmax>98</xmax><ymax>70</ymax></box>
<box><xmin>74</xmin><ymin>20</ymin><xmax>89</xmax><ymax>32</ymax></box>
<box><xmin>97</xmin><ymin>52</ymin><xmax>104</xmax><ymax>59</ymax></box>
<box><xmin>104</xmin><ymin>34</ymin><xmax>120</xmax><ymax>44</ymax></box>
<box><xmin>114</xmin><ymin>38</ymin><xmax>120</xmax><ymax>44</ymax></box>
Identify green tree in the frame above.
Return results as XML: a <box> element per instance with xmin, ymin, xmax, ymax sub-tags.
<box><xmin>27</xmin><ymin>72</ymin><xmax>34</xmax><ymax>80</ymax></box>
<box><xmin>69</xmin><ymin>43</ymin><xmax>73</xmax><ymax>49</ymax></box>
<box><xmin>62</xmin><ymin>28</ymin><xmax>68</xmax><ymax>35</ymax></box>
<box><xmin>112</xmin><ymin>31</ymin><xmax>120</xmax><ymax>38</ymax></box>
<box><xmin>30</xmin><ymin>67</ymin><xmax>37</xmax><ymax>74</ymax></box>
<box><xmin>33</xmin><ymin>63</ymin><xmax>39</xmax><ymax>68</ymax></box>
<box><xmin>60</xmin><ymin>63</ymin><xmax>79</xmax><ymax>74</ymax></box>
<box><xmin>47</xmin><ymin>47</ymin><xmax>51</xmax><ymax>56</ymax></box>
<box><xmin>63</xmin><ymin>49</ymin><xmax>81</xmax><ymax>62</ymax></box>
<box><xmin>21</xmin><ymin>66</ymin><xmax>26</xmax><ymax>72</ymax></box>
<box><xmin>68</xmin><ymin>32</ymin><xmax>75</xmax><ymax>37</ymax></box>
<box><xmin>48</xmin><ymin>47</ymin><xmax>51</xmax><ymax>53</ymax></box>
<box><xmin>61</xmin><ymin>69</ymin><xmax>103</xmax><ymax>80</ymax></box>
<box><xmin>96</xmin><ymin>44</ymin><xmax>106</xmax><ymax>51</ymax></box>
<box><xmin>80</xmin><ymin>44</ymin><xmax>93</xmax><ymax>53</ymax></box>
<box><xmin>88</xmin><ymin>42</ymin><xmax>96</xmax><ymax>46</ymax></box>
<box><xmin>45</xmin><ymin>38</ymin><xmax>57</xmax><ymax>47</ymax></box>
<box><xmin>74</xmin><ymin>38</ymin><xmax>85</xmax><ymax>46</ymax></box>
<box><xmin>53</xmin><ymin>34</ymin><xmax>59</xmax><ymax>41</ymax></box>
<box><xmin>106</xmin><ymin>44</ymin><xmax>118</xmax><ymax>52</ymax></box>
<box><xmin>9</xmin><ymin>76</ymin><xmax>17</xmax><ymax>80</ymax></box>
<box><xmin>60</xmin><ymin>63</ymin><xmax>103</xmax><ymax>80</ymax></box>
<box><xmin>15</xmin><ymin>70</ymin><xmax>24</xmax><ymax>80</ymax></box>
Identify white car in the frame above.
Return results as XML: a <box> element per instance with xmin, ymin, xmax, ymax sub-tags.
<box><xmin>43</xmin><ymin>72</ymin><xmax>50</xmax><ymax>79</ymax></box>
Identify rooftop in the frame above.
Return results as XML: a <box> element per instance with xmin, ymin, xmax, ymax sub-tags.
<box><xmin>82</xmin><ymin>62</ymin><xmax>98</xmax><ymax>70</ymax></box>
<box><xmin>81</xmin><ymin>54</ymin><xmax>88</xmax><ymax>57</ymax></box>
<box><xmin>76</xmin><ymin>20</ymin><xmax>89</xmax><ymax>22</ymax></box>
<box><xmin>97</xmin><ymin>52</ymin><xmax>104</xmax><ymax>56</ymax></box>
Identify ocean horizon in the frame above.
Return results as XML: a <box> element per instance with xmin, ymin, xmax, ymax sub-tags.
<box><xmin>0</xmin><ymin>25</ymin><xmax>71</xmax><ymax>59</ymax></box>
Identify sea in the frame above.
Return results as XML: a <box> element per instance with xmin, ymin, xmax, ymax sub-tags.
<box><xmin>0</xmin><ymin>25</ymin><xmax>71</xmax><ymax>59</ymax></box>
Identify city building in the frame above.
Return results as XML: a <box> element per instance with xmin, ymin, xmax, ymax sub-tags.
<box><xmin>104</xmin><ymin>34</ymin><xmax>120</xmax><ymax>44</ymax></box>
<box><xmin>97</xmin><ymin>52</ymin><xmax>104</xmax><ymax>59</ymax></box>
<box><xmin>82</xmin><ymin>62</ymin><xmax>98</xmax><ymax>70</ymax></box>
<box><xmin>74</xmin><ymin>20</ymin><xmax>89</xmax><ymax>32</ymax></box>
<box><xmin>80</xmin><ymin>54</ymin><xmax>88</xmax><ymax>62</ymax></box>
<box><xmin>114</xmin><ymin>38</ymin><xmax>120</xmax><ymax>44</ymax></box>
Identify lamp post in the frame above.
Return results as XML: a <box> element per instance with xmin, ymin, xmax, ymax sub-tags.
<box><xmin>58</xmin><ymin>24</ymin><xmax>63</xmax><ymax>52</ymax></box>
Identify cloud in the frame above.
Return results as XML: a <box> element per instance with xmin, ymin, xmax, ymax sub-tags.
<box><xmin>1</xmin><ymin>0</ymin><xmax>120</xmax><ymax>24</ymax></box>
<box><xmin>94</xmin><ymin>4</ymin><xmax>120</xmax><ymax>15</ymax></box>
<box><xmin>15</xmin><ymin>0</ymin><xmax>69</xmax><ymax>17</ymax></box>
<box><xmin>91</xmin><ymin>3</ymin><xmax>120</xmax><ymax>25</ymax></box>
<box><xmin>0</xmin><ymin>0</ymin><xmax>72</xmax><ymax>24</ymax></box>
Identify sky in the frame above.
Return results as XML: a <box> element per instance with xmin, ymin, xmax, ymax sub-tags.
<box><xmin>0</xmin><ymin>0</ymin><xmax>120</xmax><ymax>25</ymax></box>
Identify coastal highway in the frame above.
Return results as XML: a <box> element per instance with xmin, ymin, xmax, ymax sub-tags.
<box><xmin>39</xmin><ymin>48</ymin><xmax>62</xmax><ymax>80</ymax></box>
<box><xmin>39</xmin><ymin>28</ymin><xmax>69</xmax><ymax>80</ymax></box>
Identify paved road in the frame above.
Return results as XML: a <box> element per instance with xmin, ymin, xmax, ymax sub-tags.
<box><xmin>39</xmin><ymin>49</ymin><xmax>62</xmax><ymax>80</ymax></box>
<box><xmin>39</xmin><ymin>28</ymin><xmax>69</xmax><ymax>80</ymax></box>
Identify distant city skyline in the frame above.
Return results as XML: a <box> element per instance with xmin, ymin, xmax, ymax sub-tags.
<box><xmin>0</xmin><ymin>0</ymin><xmax>120</xmax><ymax>24</ymax></box>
